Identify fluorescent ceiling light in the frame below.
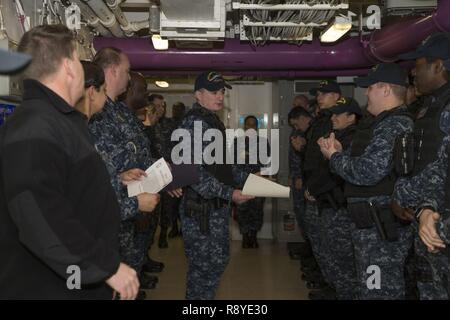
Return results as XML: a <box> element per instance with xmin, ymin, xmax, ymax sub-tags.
<box><xmin>152</xmin><ymin>34</ymin><xmax>169</xmax><ymax>50</ymax></box>
<box><xmin>155</xmin><ymin>81</ymin><xmax>169</xmax><ymax>88</ymax></box>
<box><xmin>320</xmin><ymin>16</ymin><xmax>352</xmax><ymax>43</ymax></box>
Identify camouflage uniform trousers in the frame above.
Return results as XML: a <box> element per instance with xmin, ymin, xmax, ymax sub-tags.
<box><xmin>292</xmin><ymin>187</ymin><xmax>306</xmax><ymax>235</ymax></box>
<box><xmin>351</xmin><ymin>224</ymin><xmax>413</xmax><ymax>299</ymax></box>
<box><xmin>319</xmin><ymin>207</ymin><xmax>357</xmax><ymax>299</ymax></box>
<box><xmin>399</xmin><ymin>223</ymin><xmax>436</xmax><ymax>300</ymax></box>
<box><xmin>118</xmin><ymin>221</ymin><xmax>140</xmax><ymax>271</ymax></box>
<box><xmin>133</xmin><ymin>212</ymin><xmax>160</xmax><ymax>273</ymax></box>
<box><xmin>236</xmin><ymin>197</ymin><xmax>265</xmax><ymax>234</ymax></box>
<box><xmin>304</xmin><ymin>201</ymin><xmax>334</xmax><ymax>285</ymax></box>
<box><xmin>413</xmin><ymin>230</ymin><xmax>450</xmax><ymax>299</ymax></box>
<box><xmin>403</xmin><ymin>239</ymin><xmax>419</xmax><ymax>300</ymax></box>
<box><xmin>180</xmin><ymin>204</ymin><xmax>230</xmax><ymax>300</ymax></box>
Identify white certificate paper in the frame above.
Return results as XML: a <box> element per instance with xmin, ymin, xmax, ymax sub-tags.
<box><xmin>242</xmin><ymin>173</ymin><xmax>290</xmax><ymax>198</ymax></box>
<box><xmin>127</xmin><ymin>158</ymin><xmax>173</xmax><ymax>197</ymax></box>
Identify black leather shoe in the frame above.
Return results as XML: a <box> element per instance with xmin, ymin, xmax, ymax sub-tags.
<box><xmin>139</xmin><ymin>274</ymin><xmax>158</xmax><ymax>290</ymax></box>
<box><xmin>136</xmin><ymin>290</ymin><xmax>147</xmax><ymax>300</ymax></box>
<box><xmin>142</xmin><ymin>258</ymin><xmax>165</xmax><ymax>273</ymax></box>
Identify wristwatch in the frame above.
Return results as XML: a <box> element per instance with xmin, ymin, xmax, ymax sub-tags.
<box><xmin>415</xmin><ymin>206</ymin><xmax>436</xmax><ymax>222</ymax></box>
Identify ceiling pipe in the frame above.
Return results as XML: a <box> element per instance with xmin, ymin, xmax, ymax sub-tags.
<box><xmin>121</xmin><ymin>20</ymin><xmax>150</xmax><ymax>33</ymax></box>
<box><xmin>84</xmin><ymin>0</ymin><xmax>124</xmax><ymax>37</ymax></box>
<box><xmin>105</xmin><ymin>0</ymin><xmax>128</xmax><ymax>26</ymax></box>
<box><xmin>72</xmin><ymin>0</ymin><xmax>112</xmax><ymax>36</ymax></box>
<box><xmin>104</xmin><ymin>0</ymin><xmax>134</xmax><ymax>37</ymax></box>
<box><xmin>149</xmin><ymin>4</ymin><xmax>160</xmax><ymax>34</ymax></box>
<box><xmin>139</xmin><ymin>66</ymin><xmax>408</xmax><ymax>78</ymax></box>
<box><xmin>93</xmin><ymin>0</ymin><xmax>450</xmax><ymax>75</ymax></box>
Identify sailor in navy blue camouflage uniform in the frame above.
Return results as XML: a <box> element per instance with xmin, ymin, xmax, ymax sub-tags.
<box><xmin>392</xmin><ymin>33</ymin><xmax>450</xmax><ymax>299</ymax></box>
<box><xmin>303</xmin><ymin>81</ymin><xmax>341</xmax><ymax>290</ymax></box>
<box><xmin>178</xmin><ymin>71</ymin><xmax>254</xmax><ymax>300</ymax></box>
<box><xmin>288</xmin><ymin>107</ymin><xmax>311</xmax><ymax>239</ymax></box>
<box><xmin>414</xmin><ymin>135</ymin><xmax>450</xmax><ymax>299</ymax></box>
<box><xmin>120</xmin><ymin>72</ymin><xmax>169</xmax><ymax>280</ymax></box>
<box><xmin>233</xmin><ymin>115</ymin><xmax>270</xmax><ymax>249</ymax></box>
<box><xmin>319</xmin><ymin>63</ymin><xmax>414</xmax><ymax>299</ymax></box>
<box><xmin>88</xmin><ymin>49</ymin><xmax>160</xmax><ymax>293</ymax></box>
<box><xmin>148</xmin><ymin>94</ymin><xmax>179</xmax><ymax>249</ymax></box>
<box><xmin>314</xmin><ymin>97</ymin><xmax>361</xmax><ymax>300</ymax></box>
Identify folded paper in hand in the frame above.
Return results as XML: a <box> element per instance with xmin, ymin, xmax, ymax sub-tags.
<box><xmin>127</xmin><ymin>158</ymin><xmax>172</xmax><ymax>197</ymax></box>
<box><xmin>242</xmin><ymin>173</ymin><xmax>290</xmax><ymax>198</ymax></box>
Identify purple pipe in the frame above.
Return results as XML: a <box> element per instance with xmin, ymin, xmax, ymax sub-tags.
<box><xmin>140</xmin><ymin>60</ymin><xmax>413</xmax><ymax>78</ymax></box>
<box><xmin>141</xmin><ymin>68</ymin><xmax>372</xmax><ymax>78</ymax></box>
<box><xmin>94</xmin><ymin>0</ymin><xmax>450</xmax><ymax>75</ymax></box>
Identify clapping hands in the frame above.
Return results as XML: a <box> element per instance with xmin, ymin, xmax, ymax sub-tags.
<box><xmin>317</xmin><ymin>132</ymin><xmax>343</xmax><ymax>160</ymax></box>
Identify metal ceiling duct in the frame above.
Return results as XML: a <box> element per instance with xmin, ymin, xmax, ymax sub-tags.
<box><xmin>93</xmin><ymin>0</ymin><xmax>450</xmax><ymax>77</ymax></box>
<box><xmin>161</xmin><ymin>0</ymin><xmax>216</xmax><ymax>21</ymax></box>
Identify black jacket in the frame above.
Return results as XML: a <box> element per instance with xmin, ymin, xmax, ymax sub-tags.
<box><xmin>303</xmin><ymin>109</ymin><xmax>333</xmax><ymax>189</ymax></box>
<box><xmin>0</xmin><ymin>80</ymin><xmax>121</xmax><ymax>299</ymax></box>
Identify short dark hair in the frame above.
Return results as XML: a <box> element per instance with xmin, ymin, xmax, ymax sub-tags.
<box><xmin>126</xmin><ymin>72</ymin><xmax>148</xmax><ymax>110</ymax></box>
<box><xmin>244</xmin><ymin>115</ymin><xmax>259</xmax><ymax>127</ymax></box>
<box><xmin>93</xmin><ymin>47</ymin><xmax>123</xmax><ymax>70</ymax></box>
<box><xmin>172</xmin><ymin>102</ymin><xmax>186</xmax><ymax>119</ymax></box>
<box><xmin>81</xmin><ymin>61</ymin><xmax>105</xmax><ymax>90</ymax></box>
<box><xmin>17</xmin><ymin>24</ymin><xmax>76</xmax><ymax>80</ymax></box>
<box><xmin>288</xmin><ymin>106</ymin><xmax>312</xmax><ymax>121</ymax></box>
<box><xmin>148</xmin><ymin>94</ymin><xmax>164</xmax><ymax>103</ymax></box>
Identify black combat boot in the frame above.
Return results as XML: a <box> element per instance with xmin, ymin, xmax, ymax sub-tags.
<box><xmin>158</xmin><ymin>227</ymin><xmax>168</xmax><ymax>248</ymax></box>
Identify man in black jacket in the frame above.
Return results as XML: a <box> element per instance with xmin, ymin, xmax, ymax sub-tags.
<box><xmin>0</xmin><ymin>25</ymin><xmax>139</xmax><ymax>299</ymax></box>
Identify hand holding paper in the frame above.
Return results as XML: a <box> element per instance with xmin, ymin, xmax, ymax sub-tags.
<box><xmin>127</xmin><ymin>158</ymin><xmax>173</xmax><ymax>197</ymax></box>
<box><xmin>232</xmin><ymin>190</ymin><xmax>255</xmax><ymax>204</ymax></box>
<box><xmin>120</xmin><ymin>168</ymin><xmax>147</xmax><ymax>186</ymax></box>
<box><xmin>137</xmin><ymin>193</ymin><xmax>160</xmax><ymax>213</ymax></box>
<box><xmin>127</xmin><ymin>158</ymin><xmax>200</xmax><ymax>197</ymax></box>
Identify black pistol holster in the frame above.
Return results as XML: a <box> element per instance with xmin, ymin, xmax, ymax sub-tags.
<box><xmin>184</xmin><ymin>190</ymin><xmax>210</xmax><ymax>235</ymax></box>
<box><xmin>347</xmin><ymin>202</ymin><xmax>400</xmax><ymax>242</ymax></box>
<box><xmin>184</xmin><ymin>189</ymin><xmax>230</xmax><ymax>235</ymax></box>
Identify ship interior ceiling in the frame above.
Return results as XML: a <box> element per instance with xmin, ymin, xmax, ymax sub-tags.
<box><xmin>3</xmin><ymin>0</ymin><xmax>443</xmax><ymax>93</ymax></box>
<box><xmin>0</xmin><ymin>0</ymin><xmax>449</xmax><ymax>301</ymax></box>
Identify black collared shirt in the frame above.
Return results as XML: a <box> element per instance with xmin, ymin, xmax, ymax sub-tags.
<box><xmin>0</xmin><ymin>79</ymin><xmax>121</xmax><ymax>299</ymax></box>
